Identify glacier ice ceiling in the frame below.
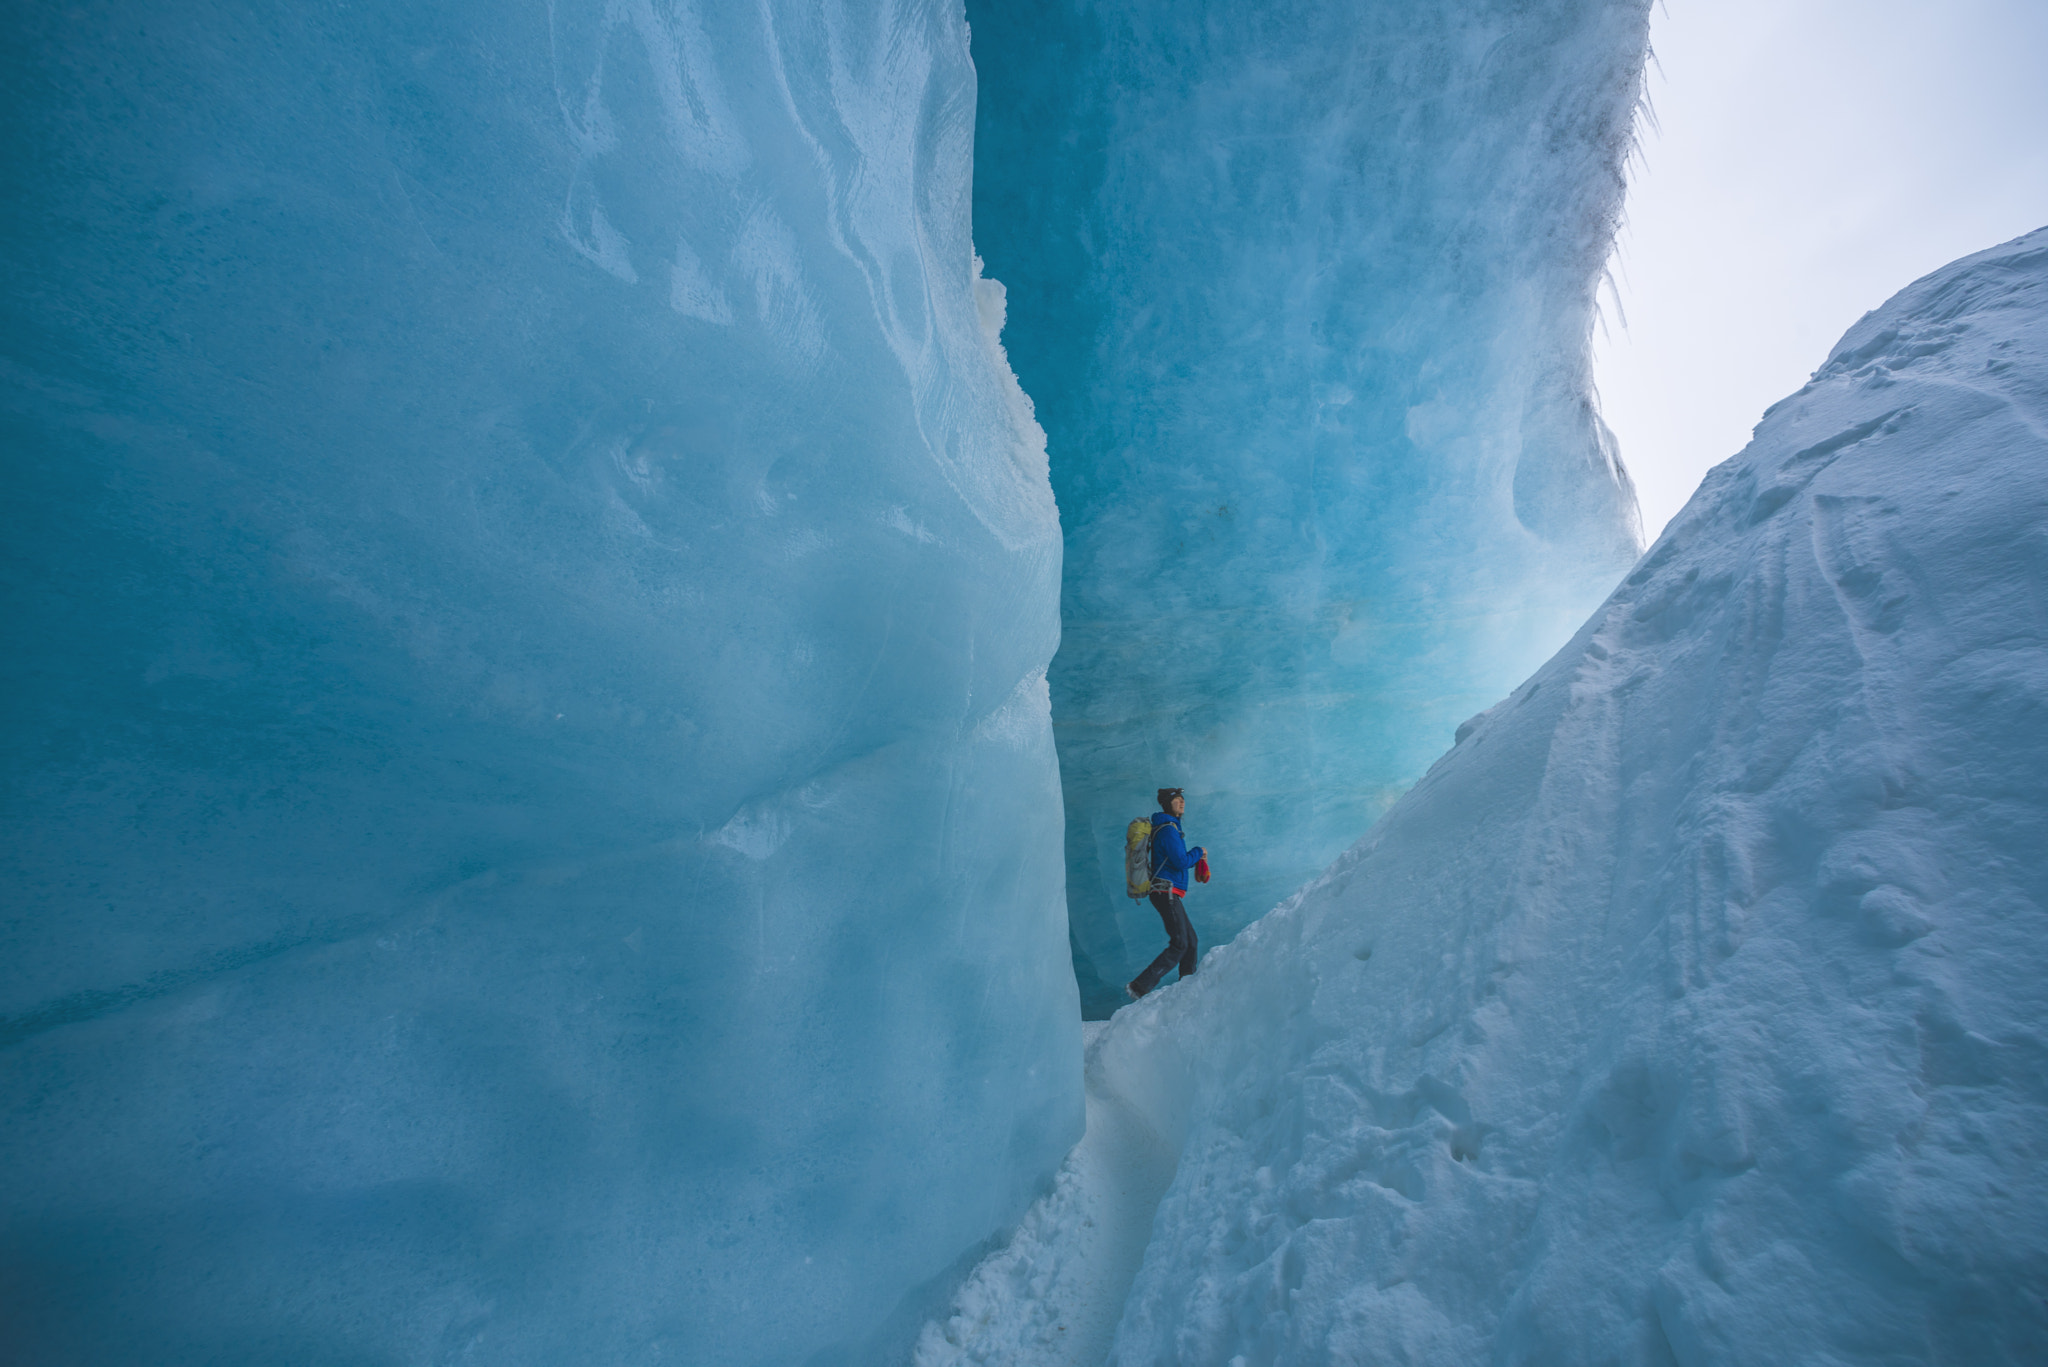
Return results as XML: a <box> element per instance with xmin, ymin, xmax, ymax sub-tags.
<box><xmin>967</xmin><ymin>0</ymin><xmax>1648</xmax><ymax>1014</ymax></box>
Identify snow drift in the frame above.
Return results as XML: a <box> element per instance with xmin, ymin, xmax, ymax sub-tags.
<box><xmin>924</xmin><ymin>230</ymin><xmax>2048</xmax><ymax>1365</ymax></box>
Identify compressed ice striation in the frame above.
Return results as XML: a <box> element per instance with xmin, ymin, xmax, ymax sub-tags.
<box><xmin>0</xmin><ymin>2</ymin><xmax>1076</xmax><ymax>1364</ymax></box>
<box><xmin>967</xmin><ymin>0</ymin><xmax>1651</xmax><ymax>1014</ymax></box>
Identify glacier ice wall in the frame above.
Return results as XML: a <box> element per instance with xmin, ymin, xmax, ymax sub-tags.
<box><xmin>967</xmin><ymin>0</ymin><xmax>1650</xmax><ymax>1013</ymax></box>
<box><xmin>0</xmin><ymin>3</ymin><xmax>1078</xmax><ymax>1363</ymax></box>
<box><xmin>927</xmin><ymin>228</ymin><xmax>2048</xmax><ymax>1364</ymax></box>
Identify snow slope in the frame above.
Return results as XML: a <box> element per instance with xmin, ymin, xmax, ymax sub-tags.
<box><xmin>925</xmin><ymin>229</ymin><xmax>2048</xmax><ymax>1364</ymax></box>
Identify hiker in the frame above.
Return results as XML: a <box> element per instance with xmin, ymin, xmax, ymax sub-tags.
<box><xmin>1127</xmin><ymin>787</ymin><xmax>1209</xmax><ymax>1000</ymax></box>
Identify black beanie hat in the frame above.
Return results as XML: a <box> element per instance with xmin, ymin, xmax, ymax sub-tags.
<box><xmin>1157</xmin><ymin>787</ymin><xmax>1184</xmax><ymax>810</ymax></box>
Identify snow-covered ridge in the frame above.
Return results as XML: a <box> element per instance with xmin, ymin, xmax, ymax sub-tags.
<box><xmin>926</xmin><ymin>229</ymin><xmax>2048</xmax><ymax>1363</ymax></box>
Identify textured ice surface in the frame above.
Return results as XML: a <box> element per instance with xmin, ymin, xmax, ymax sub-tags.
<box><xmin>968</xmin><ymin>0</ymin><xmax>1651</xmax><ymax>1014</ymax></box>
<box><xmin>0</xmin><ymin>3</ymin><xmax>1078</xmax><ymax>1363</ymax></box>
<box><xmin>924</xmin><ymin>230</ymin><xmax>2048</xmax><ymax>1363</ymax></box>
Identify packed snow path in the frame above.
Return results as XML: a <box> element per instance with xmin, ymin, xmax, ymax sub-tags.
<box><xmin>914</xmin><ymin>1023</ymin><xmax>1182</xmax><ymax>1366</ymax></box>
<box><xmin>920</xmin><ymin>229</ymin><xmax>2048</xmax><ymax>1364</ymax></box>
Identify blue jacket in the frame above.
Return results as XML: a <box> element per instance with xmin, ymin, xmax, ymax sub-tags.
<box><xmin>1149</xmin><ymin>812</ymin><xmax>1205</xmax><ymax>893</ymax></box>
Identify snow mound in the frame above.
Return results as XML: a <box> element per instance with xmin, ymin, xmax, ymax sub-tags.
<box><xmin>931</xmin><ymin>227</ymin><xmax>2048</xmax><ymax>1363</ymax></box>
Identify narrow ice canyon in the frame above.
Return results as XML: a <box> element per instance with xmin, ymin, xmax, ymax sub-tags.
<box><xmin>2</xmin><ymin>3</ymin><xmax>2042</xmax><ymax>1366</ymax></box>
<box><xmin>967</xmin><ymin>0</ymin><xmax>1646</xmax><ymax>1015</ymax></box>
<box><xmin>922</xmin><ymin>229</ymin><xmax>2048</xmax><ymax>1367</ymax></box>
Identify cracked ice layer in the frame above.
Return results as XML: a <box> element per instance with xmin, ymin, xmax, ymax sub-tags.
<box><xmin>967</xmin><ymin>0</ymin><xmax>1652</xmax><ymax>1015</ymax></box>
<box><xmin>0</xmin><ymin>3</ymin><xmax>1077</xmax><ymax>1363</ymax></box>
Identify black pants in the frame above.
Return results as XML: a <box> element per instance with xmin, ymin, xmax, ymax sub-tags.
<box><xmin>1131</xmin><ymin>890</ymin><xmax>1197</xmax><ymax>995</ymax></box>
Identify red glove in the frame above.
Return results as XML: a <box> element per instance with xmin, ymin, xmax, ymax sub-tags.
<box><xmin>1194</xmin><ymin>856</ymin><xmax>1211</xmax><ymax>884</ymax></box>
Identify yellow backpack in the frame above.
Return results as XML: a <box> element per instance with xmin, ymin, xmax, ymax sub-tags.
<box><xmin>1124</xmin><ymin>818</ymin><xmax>1158</xmax><ymax>899</ymax></box>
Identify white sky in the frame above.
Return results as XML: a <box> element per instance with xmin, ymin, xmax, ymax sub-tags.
<box><xmin>1593</xmin><ymin>0</ymin><xmax>2048</xmax><ymax>542</ymax></box>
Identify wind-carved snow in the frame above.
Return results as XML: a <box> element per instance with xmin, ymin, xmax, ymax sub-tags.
<box><xmin>924</xmin><ymin>231</ymin><xmax>2048</xmax><ymax>1364</ymax></box>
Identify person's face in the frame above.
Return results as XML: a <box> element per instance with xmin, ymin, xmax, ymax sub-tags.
<box><xmin>1169</xmin><ymin>795</ymin><xmax>1185</xmax><ymax>817</ymax></box>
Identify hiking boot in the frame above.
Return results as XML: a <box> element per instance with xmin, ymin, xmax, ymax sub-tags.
<box><xmin>1124</xmin><ymin>981</ymin><xmax>1148</xmax><ymax>1002</ymax></box>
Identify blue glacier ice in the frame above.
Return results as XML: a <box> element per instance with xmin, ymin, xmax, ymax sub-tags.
<box><xmin>968</xmin><ymin>0</ymin><xmax>1650</xmax><ymax>1013</ymax></box>
<box><xmin>8</xmin><ymin>0</ymin><xmax>1927</xmax><ymax>1357</ymax></box>
<box><xmin>0</xmin><ymin>3</ymin><xmax>1077</xmax><ymax>1363</ymax></box>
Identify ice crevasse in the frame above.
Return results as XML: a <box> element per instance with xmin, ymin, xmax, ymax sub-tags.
<box><xmin>1</xmin><ymin>3</ymin><xmax>1077</xmax><ymax>1364</ymax></box>
<box><xmin>968</xmin><ymin>0</ymin><xmax>1650</xmax><ymax>1013</ymax></box>
<box><xmin>920</xmin><ymin>230</ymin><xmax>2048</xmax><ymax>1364</ymax></box>
<box><xmin>2</xmin><ymin>0</ymin><xmax>1667</xmax><ymax>1357</ymax></box>
<box><xmin>8</xmin><ymin>0</ymin><xmax>2044</xmax><ymax>1361</ymax></box>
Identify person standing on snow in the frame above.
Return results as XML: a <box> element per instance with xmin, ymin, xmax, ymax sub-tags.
<box><xmin>1127</xmin><ymin>787</ymin><xmax>1209</xmax><ymax>1000</ymax></box>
